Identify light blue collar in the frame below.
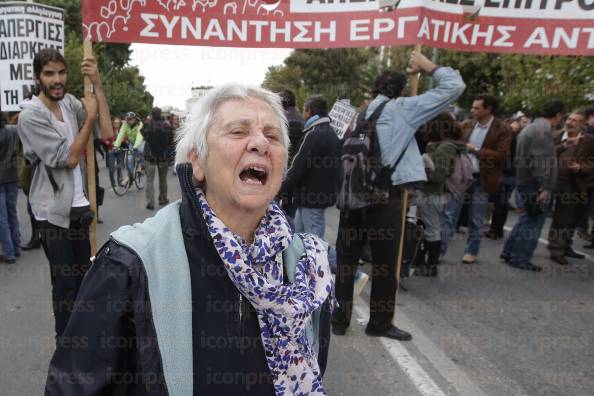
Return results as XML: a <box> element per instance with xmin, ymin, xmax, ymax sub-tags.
<box><xmin>304</xmin><ymin>114</ymin><xmax>321</xmax><ymax>129</ymax></box>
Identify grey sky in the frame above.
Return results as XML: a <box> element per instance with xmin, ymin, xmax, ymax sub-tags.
<box><xmin>130</xmin><ymin>44</ymin><xmax>292</xmax><ymax>110</ymax></box>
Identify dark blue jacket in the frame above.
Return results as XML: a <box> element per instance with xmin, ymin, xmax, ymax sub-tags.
<box><xmin>45</xmin><ymin>164</ymin><xmax>330</xmax><ymax>395</ymax></box>
<box><xmin>280</xmin><ymin>116</ymin><xmax>342</xmax><ymax>208</ymax></box>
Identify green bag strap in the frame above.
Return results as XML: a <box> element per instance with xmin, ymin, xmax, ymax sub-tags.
<box><xmin>282</xmin><ymin>234</ymin><xmax>322</xmax><ymax>356</ymax></box>
<box><xmin>282</xmin><ymin>234</ymin><xmax>305</xmax><ymax>282</ymax></box>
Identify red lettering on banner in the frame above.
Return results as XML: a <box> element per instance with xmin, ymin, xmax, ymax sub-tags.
<box><xmin>82</xmin><ymin>0</ymin><xmax>594</xmax><ymax>55</ymax></box>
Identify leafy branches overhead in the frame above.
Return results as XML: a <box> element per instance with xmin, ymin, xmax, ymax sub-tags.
<box><xmin>265</xmin><ymin>46</ymin><xmax>593</xmax><ymax>117</ymax></box>
<box><xmin>35</xmin><ymin>0</ymin><xmax>153</xmax><ymax>117</ymax></box>
<box><xmin>498</xmin><ymin>55</ymin><xmax>594</xmax><ymax>116</ymax></box>
<box><xmin>263</xmin><ymin>48</ymin><xmax>382</xmax><ymax>109</ymax></box>
<box><xmin>394</xmin><ymin>48</ymin><xmax>593</xmax><ymax>115</ymax></box>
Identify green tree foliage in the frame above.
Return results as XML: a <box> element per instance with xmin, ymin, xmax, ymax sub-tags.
<box><xmin>41</xmin><ymin>0</ymin><xmax>82</xmax><ymax>35</ymax></box>
<box><xmin>266</xmin><ymin>46</ymin><xmax>593</xmax><ymax>117</ymax></box>
<box><xmin>498</xmin><ymin>55</ymin><xmax>594</xmax><ymax>116</ymax></box>
<box><xmin>391</xmin><ymin>48</ymin><xmax>594</xmax><ymax>115</ymax></box>
<box><xmin>263</xmin><ymin>48</ymin><xmax>382</xmax><ymax>109</ymax></box>
<box><xmin>35</xmin><ymin>0</ymin><xmax>153</xmax><ymax>117</ymax></box>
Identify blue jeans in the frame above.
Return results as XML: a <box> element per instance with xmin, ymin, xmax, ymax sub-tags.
<box><xmin>294</xmin><ymin>207</ymin><xmax>337</xmax><ymax>272</ymax></box>
<box><xmin>0</xmin><ymin>182</ymin><xmax>20</xmax><ymax>260</ymax></box>
<box><xmin>502</xmin><ymin>185</ymin><xmax>551</xmax><ymax>265</ymax></box>
<box><xmin>127</xmin><ymin>144</ymin><xmax>145</xmax><ymax>175</ymax></box>
<box><xmin>441</xmin><ymin>178</ymin><xmax>489</xmax><ymax>256</ymax></box>
<box><xmin>107</xmin><ymin>150</ymin><xmax>124</xmax><ymax>182</ymax></box>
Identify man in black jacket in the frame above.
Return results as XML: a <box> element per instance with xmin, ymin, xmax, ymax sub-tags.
<box><xmin>143</xmin><ymin>107</ymin><xmax>173</xmax><ymax>210</ymax></box>
<box><xmin>279</xmin><ymin>89</ymin><xmax>304</xmax><ymax>222</ymax></box>
<box><xmin>280</xmin><ymin>89</ymin><xmax>305</xmax><ymax>163</ymax></box>
<box><xmin>280</xmin><ymin>95</ymin><xmax>341</xmax><ymax>247</ymax></box>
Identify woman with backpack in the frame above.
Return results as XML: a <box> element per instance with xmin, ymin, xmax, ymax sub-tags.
<box><xmin>415</xmin><ymin>112</ymin><xmax>468</xmax><ymax>276</ymax></box>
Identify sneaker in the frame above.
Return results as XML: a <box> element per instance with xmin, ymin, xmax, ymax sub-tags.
<box><xmin>354</xmin><ymin>271</ymin><xmax>369</xmax><ymax>296</ymax></box>
<box><xmin>146</xmin><ymin>203</ymin><xmax>155</xmax><ymax>210</ymax></box>
<box><xmin>462</xmin><ymin>254</ymin><xmax>477</xmax><ymax>264</ymax></box>
<box><xmin>159</xmin><ymin>199</ymin><xmax>170</xmax><ymax>206</ymax></box>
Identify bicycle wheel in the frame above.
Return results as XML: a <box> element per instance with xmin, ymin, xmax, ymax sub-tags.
<box><xmin>112</xmin><ymin>150</ymin><xmax>131</xmax><ymax>196</ymax></box>
<box><xmin>134</xmin><ymin>161</ymin><xmax>146</xmax><ymax>190</ymax></box>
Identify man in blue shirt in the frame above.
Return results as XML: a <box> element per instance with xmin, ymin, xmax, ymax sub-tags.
<box><xmin>440</xmin><ymin>95</ymin><xmax>511</xmax><ymax>264</ymax></box>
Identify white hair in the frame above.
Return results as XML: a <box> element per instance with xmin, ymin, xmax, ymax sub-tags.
<box><xmin>175</xmin><ymin>83</ymin><xmax>289</xmax><ymax>166</ymax></box>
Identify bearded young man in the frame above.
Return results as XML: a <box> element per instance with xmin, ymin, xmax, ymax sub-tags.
<box><xmin>17</xmin><ymin>48</ymin><xmax>112</xmax><ymax>339</ymax></box>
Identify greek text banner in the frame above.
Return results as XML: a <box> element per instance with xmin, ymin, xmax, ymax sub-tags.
<box><xmin>0</xmin><ymin>2</ymin><xmax>64</xmax><ymax>111</ymax></box>
<box><xmin>82</xmin><ymin>0</ymin><xmax>594</xmax><ymax>55</ymax></box>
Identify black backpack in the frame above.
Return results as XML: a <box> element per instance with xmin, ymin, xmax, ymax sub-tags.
<box><xmin>336</xmin><ymin>101</ymin><xmax>397</xmax><ymax>210</ymax></box>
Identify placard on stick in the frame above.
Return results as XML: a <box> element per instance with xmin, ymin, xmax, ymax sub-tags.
<box><xmin>329</xmin><ymin>100</ymin><xmax>357</xmax><ymax>139</ymax></box>
<box><xmin>0</xmin><ymin>1</ymin><xmax>64</xmax><ymax>111</ymax></box>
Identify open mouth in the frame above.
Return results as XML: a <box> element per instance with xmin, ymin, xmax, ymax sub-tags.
<box><xmin>239</xmin><ymin>165</ymin><xmax>268</xmax><ymax>185</ymax></box>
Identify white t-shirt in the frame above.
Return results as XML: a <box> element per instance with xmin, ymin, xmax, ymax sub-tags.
<box><xmin>58</xmin><ymin>101</ymin><xmax>90</xmax><ymax>208</ymax></box>
<box><xmin>468</xmin><ymin>116</ymin><xmax>494</xmax><ymax>174</ymax></box>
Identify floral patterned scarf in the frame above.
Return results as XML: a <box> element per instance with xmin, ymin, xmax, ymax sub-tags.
<box><xmin>196</xmin><ymin>188</ymin><xmax>333</xmax><ymax>395</ymax></box>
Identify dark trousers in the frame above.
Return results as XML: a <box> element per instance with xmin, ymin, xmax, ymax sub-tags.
<box><xmin>39</xmin><ymin>218</ymin><xmax>91</xmax><ymax>338</ymax></box>
<box><xmin>489</xmin><ymin>182</ymin><xmax>514</xmax><ymax>236</ymax></box>
<box><xmin>332</xmin><ymin>187</ymin><xmax>403</xmax><ymax>332</ymax></box>
<box><xmin>575</xmin><ymin>187</ymin><xmax>594</xmax><ymax>235</ymax></box>
<box><xmin>145</xmin><ymin>160</ymin><xmax>169</xmax><ymax>206</ymax></box>
<box><xmin>548</xmin><ymin>190</ymin><xmax>582</xmax><ymax>256</ymax></box>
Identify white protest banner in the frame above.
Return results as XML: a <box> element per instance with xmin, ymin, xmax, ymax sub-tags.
<box><xmin>329</xmin><ymin>100</ymin><xmax>357</xmax><ymax>139</ymax></box>
<box><xmin>0</xmin><ymin>2</ymin><xmax>64</xmax><ymax>111</ymax></box>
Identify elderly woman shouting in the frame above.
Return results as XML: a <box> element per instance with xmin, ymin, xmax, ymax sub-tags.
<box><xmin>45</xmin><ymin>84</ymin><xmax>334</xmax><ymax>396</ymax></box>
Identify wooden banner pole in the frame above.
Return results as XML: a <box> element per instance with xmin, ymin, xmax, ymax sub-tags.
<box><xmin>395</xmin><ymin>44</ymin><xmax>423</xmax><ymax>290</ymax></box>
<box><xmin>83</xmin><ymin>40</ymin><xmax>97</xmax><ymax>255</ymax></box>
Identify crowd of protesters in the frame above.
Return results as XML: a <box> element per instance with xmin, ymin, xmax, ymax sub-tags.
<box><xmin>1</xmin><ymin>46</ymin><xmax>594</xmax><ymax>394</ymax></box>
<box><xmin>275</xmin><ymin>56</ymin><xmax>594</xmax><ymax>343</ymax></box>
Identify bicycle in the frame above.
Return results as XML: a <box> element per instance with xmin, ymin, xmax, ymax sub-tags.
<box><xmin>109</xmin><ymin>147</ymin><xmax>146</xmax><ymax>196</ymax></box>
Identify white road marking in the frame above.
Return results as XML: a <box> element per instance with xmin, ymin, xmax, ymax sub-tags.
<box><xmin>392</xmin><ymin>314</ymin><xmax>489</xmax><ymax>396</ymax></box>
<box><xmin>353</xmin><ymin>302</ymin><xmax>448</xmax><ymax>396</ymax></box>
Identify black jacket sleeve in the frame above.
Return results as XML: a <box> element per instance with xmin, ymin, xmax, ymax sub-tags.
<box><xmin>45</xmin><ymin>244</ymin><xmax>136</xmax><ymax>396</ymax></box>
<box><xmin>280</xmin><ymin>128</ymin><xmax>319</xmax><ymax>196</ymax></box>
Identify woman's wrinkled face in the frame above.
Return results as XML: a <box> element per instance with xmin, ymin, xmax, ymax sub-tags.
<box><xmin>190</xmin><ymin>97</ymin><xmax>286</xmax><ymax>218</ymax></box>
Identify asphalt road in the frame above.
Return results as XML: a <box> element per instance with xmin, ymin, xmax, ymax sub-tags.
<box><xmin>1</xmin><ymin>163</ymin><xmax>593</xmax><ymax>395</ymax></box>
